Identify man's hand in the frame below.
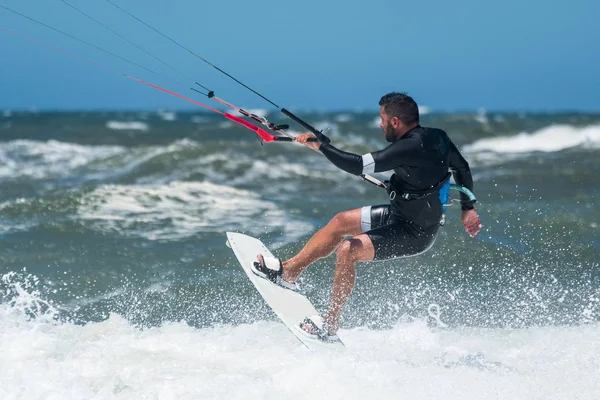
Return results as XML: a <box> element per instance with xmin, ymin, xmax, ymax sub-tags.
<box><xmin>462</xmin><ymin>209</ymin><xmax>482</xmax><ymax>238</ymax></box>
<box><xmin>295</xmin><ymin>133</ymin><xmax>321</xmax><ymax>150</ymax></box>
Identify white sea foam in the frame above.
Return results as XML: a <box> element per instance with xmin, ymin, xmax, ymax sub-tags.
<box><xmin>465</xmin><ymin>124</ymin><xmax>600</xmax><ymax>154</ymax></box>
<box><xmin>234</xmin><ymin>157</ymin><xmax>343</xmax><ymax>199</ymax></box>
<box><xmin>335</xmin><ymin>113</ymin><xmax>353</xmax><ymax>123</ymax></box>
<box><xmin>474</xmin><ymin>107</ymin><xmax>489</xmax><ymax>125</ymax></box>
<box><xmin>419</xmin><ymin>105</ymin><xmax>431</xmax><ymax>115</ymax></box>
<box><xmin>312</xmin><ymin>121</ymin><xmax>341</xmax><ymax>138</ymax></box>
<box><xmin>2</xmin><ymin>110</ymin><xmax>11</xmax><ymax>117</ymax></box>
<box><xmin>1</xmin><ymin>275</ymin><xmax>599</xmax><ymax>400</ymax></box>
<box><xmin>369</xmin><ymin>116</ymin><xmax>380</xmax><ymax>129</ymax></box>
<box><xmin>157</xmin><ymin>110</ymin><xmax>177</xmax><ymax>121</ymax></box>
<box><xmin>77</xmin><ymin>180</ymin><xmax>314</xmax><ymax>242</ymax></box>
<box><xmin>0</xmin><ymin>140</ymin><xmax>124</xmax><ymax>180</ymax></box>
<box><xmin>106</xmin><ymin>121</ymin><xmax>149</xmax><ymax>131</ymax></box>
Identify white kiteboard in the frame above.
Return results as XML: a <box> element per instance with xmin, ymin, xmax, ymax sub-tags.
<box><xmin>226</xmin><ymin>232</ymin><xmax>345</xmax><ymax>351</ymax></box>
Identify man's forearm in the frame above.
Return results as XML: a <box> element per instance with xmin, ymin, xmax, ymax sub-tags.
<box><xmin>319</xmin><ymin>143</ymin><xmax>364</xmax><ymax>176</ymax></box>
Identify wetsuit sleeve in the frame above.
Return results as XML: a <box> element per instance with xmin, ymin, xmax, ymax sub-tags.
<box><xmin>318</xmin><ymin>143</ymin><xmax>363</xmax><ymax>175</ymax></box>
<box><xmin>319</xmin><ymin>138</ymin><xmax>424</xmax><ymax>176</ymax></box>
<box><xmin>448</xmin><ymin>139</ymin><xmax>476</xmax><ymax>210</ymax></box>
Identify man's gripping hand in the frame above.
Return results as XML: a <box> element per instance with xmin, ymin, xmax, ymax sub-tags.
<box><xmin>295</xmin><ymin>133</ymin><xmax>321</xmax><ymax>150</ymax></box>
<box><xmin>462</xmin><ymin>209</ymin><xmax>482</xmax><ymax>238</ymax></box>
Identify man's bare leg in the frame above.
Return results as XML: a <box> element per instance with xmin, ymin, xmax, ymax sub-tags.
<box><xmin>322</xmin><ymin>234</ymin><xmax>375</xmax><ymax>333</ymax></box>
<box><xmin>254</xmin><ymin>209</ymin><xmax>375</xmax><ymax>336</ymax></box>
<box><xmin>280</xmin><ymin>208</ymin><xmax>363</xmax><ymax>282</ymax></box>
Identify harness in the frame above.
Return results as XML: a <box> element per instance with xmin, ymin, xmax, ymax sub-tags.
<box><xmin>386</xmin><ymin>172</ymin><xmax>452</xmax><ymax>202</ymax></box>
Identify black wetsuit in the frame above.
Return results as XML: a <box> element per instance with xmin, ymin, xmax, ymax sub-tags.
<box><xmin>320</xmin><ymin>125</ymin><xmax>475</xmax><ymax>260</ymax></box>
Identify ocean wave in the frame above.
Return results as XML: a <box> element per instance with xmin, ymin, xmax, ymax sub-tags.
<box><xmin>309</xmin><ymin>120</ymin><xmax>382</xmax><ymax>148</ymax></box>
<box><xmin>157</xmin><ymin>110</ymin><xmax>177</xmax><ymax>121</ymax></box>
<box><xmin>464</xmin><ymin>124</ymin><xmax>600</xmax><ymax>154</ymax></box>
<box><xmin>335</xmin><ymin>113</ymin><xmax>353</xmax><ymax>123</ymax></box>
<box><xmin>369</xmin><ymin>116</ymin><xmax>380</xmax><ymax>129</ymax></box>
<box><xmin>106</xmin><ymin>121</ymin><xmax>149</xmax><ymax>131</ymax></box>
<box><xmin>234</xmin><ymin>157</ymin><xmax>337</xmax><ymax>183</ymax></box>
<box><xmin>0</xmin><ymin>139</ymin><xmax>124</xmax><ymax>180</ymax></box>
<box><xmin>77</xmin><ymin>180</ymin><xmax>314</xmax><ymax>242</ymax></box>
<box><xmin>0</xmin><ymin>138</ymin><xmax>212</xmax><ymax>184</ymax></box>
<box><xmin>419</xmin><ymin>105</ymin><xmax>431</xmax><ymax>115</ymax></box>
<box><xmin>474</xmin><ymin>107</ymin><xmax>489</xmax><ymax>125</ymax></box>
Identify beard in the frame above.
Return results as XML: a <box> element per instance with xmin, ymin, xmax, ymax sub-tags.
<box><xmin>382</xmin><ymin>121</ymin><xmax>395</xmax><ymax>142</ymax></box>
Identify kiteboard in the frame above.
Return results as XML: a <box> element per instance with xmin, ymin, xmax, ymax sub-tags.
<box><xmin>226</xmin><ymin>232</ymin><xmax>345</xmax><ymax>351</ymax></box>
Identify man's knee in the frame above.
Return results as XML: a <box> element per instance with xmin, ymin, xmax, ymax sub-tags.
<box><xmin>335</xmin><ymin>238</ymin><xmax>363</xmax><ymax>263</ymax></box>
<box><xmin>336</xmin><ymin>236</ymin><xmax>375</xmax><ymax>263</ymax></box>
<box><xmin>327</xmin><ymin>210</ymin><xmax>360</xmax><ymax>235</ymax></box>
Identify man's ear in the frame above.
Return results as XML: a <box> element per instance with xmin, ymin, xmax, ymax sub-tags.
<box><xmin>391</xmin><ymin>116</ymin><xmax>401</xmax><ymax>129</ymax></box>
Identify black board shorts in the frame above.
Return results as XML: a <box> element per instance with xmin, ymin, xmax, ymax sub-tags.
<box><xmin>361</xmin><ymin>205</ymin><xmax>440</xmax><ymax>261</ymax></box>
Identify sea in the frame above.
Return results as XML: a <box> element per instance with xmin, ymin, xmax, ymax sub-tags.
<box><xmin>1</xmin><ymin>108</ymin><xmax>599</xmax><ymax>399</ymax></box>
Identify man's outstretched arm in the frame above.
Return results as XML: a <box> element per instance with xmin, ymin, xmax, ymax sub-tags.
<box><xmin>294</xmin><ymin>134</ymin><xmax>422</xmax><ymax>176</ymax></box>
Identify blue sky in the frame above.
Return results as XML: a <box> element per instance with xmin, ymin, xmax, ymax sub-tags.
<box><xmin>0</xmin><ymin>0</ymin><xmax>598</xmax><ymax>111</ymax></box>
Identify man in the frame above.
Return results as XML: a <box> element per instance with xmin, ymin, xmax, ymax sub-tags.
<box><xmin>252</xmin><ymin>92</ymin><xmax>482</xmax><ymax>341</ymax></box>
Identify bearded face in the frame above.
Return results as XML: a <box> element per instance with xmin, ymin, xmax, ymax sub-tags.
<box><xmin>382</xmin><ymin>120</ymin><xmax>396</xmax><ymax>142</ymax></box>
<box><xmin>379</xmin><ymin>106</ymin><xmax>398</xmax><ymax>142</ymax></box>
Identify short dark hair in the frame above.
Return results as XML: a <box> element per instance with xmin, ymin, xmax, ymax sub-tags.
<box><xmin>379</xmin><ymin>92</ymin><xmax>419</xmax><ymax>125</ymax></box>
